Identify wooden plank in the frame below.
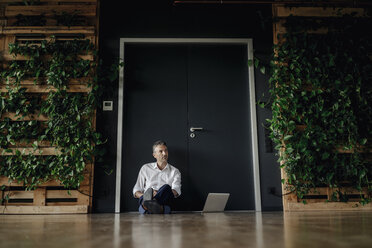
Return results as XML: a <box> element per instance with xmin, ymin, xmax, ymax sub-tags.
<box><xmin>78</xmin><ymin>185</ymin><xmax>91</xmax><ymax>195</ymax></box>
<box><xmin>5</xmin><ymin>5</ymin><xmax>96</xmax><ymax>17</ymax></box>
<box><xmin>335</xmin><ymin>187</ymin><xmax>369</xmax><ymax>195</ymax></box>
<box><xmin>46</xmin><ymin>190</ymin><xmax>89</xmax><ymax>205</ymax></box>
<box><xmin>0</xmin><ymin>147</ymin><xmax>60</xmax><ymax>156</ymax></box>
<box><xmin>0</xmin><ymin>176</ymin><xmax>90</xmax><ymax>187</ymax></box>
<box><xmin>296</xmin><ymin>125</ymin><xmax>306</xmax><ymax>131</ymax></box>
<box><xmin>286</xmin><ymin>202</ymin><xmax>372</xmax><ymax>211</ymax></box>
<box><xmin>1</xmin><ymin>53</ymin><xmax>94</xmax><ymax>61</ymax></box>
<box><xmin>272</xmin><ymin>5</ymin><xmax>279</xmax><ymax>45</ymax></box>
<box><xmin>80</xmin><ymin>173</ymin><xmax>91</xmax><ymax>186</ymax></box>
<box><xmin>46</xmin><ymin>190</ymin><xmax>79</xmax><ymax>198</ymax></box>
<box><xmin>0</xmin><ymin>177</ymin><xmax>63</xmax><ymax>187</ymax></box>
<box><xmin>33</xmin><ymin>187</ymin><xmax>46</xmax><ymax>206</ymax></box>
<box><xmin>46</xmin><ymin>202</ymin><xmax>79</xmax><ymax>206</ymax></box>
<box><xmin>88</xmin><ymin>157</ymin><xmax>94</xmax><ymax>209</ymax></box>
<box><xmin>3</xmin><ymin>35</ymin><xmax>15</xmax><ymax>54</ymax></box>
<box><xmin>274</xmin><ymin>18</ymin><xmax>328</xmax><ymax>34</ymax></box>
<box><xmin>275</xmin><ymin>6</ymin><xmax>367</xmax><ymax>17</ymax></box>
<box><xmin>337</xmin><ymin>146</ymin><xmax>372</xmax><ymax>153</ymax></box>
<box><xmin>0</xmin><ymin>34</ymin><xmax>4</xmax><ymax>53</ymax></box>
<box><xmin>304</xmin><ymin>187</ymin><xmax>328</xmax><ymax>196</ymax></box>
<box><xmin>84</xmin><ymin>162</ymin><xmax>93</xmax><ymax>172</ymax></box>
<box><xmin>5</xmin><ymin>202</ymin><xmax>33</xmax><ymax>206</ymax></box>
<box><xmin>0</xmin><ymin>0</ymin><xmax>97</xmax><ymax>3</ymax></box>
<box><xmin>0</xmin><ymin>205</ymin><xmax>88</xmax><ymax>214</ymax></box>
<box><xmin>2</xmin><ymin>26</ymin><xmax>95</xmax><ymax>34</ymax></box>
<box><xmin>0</xmin><ymin>112</ymin><xmax>48</xmax><ymax>121</ymax></box>
<box><xmin>7</xmin><ymin>190</ymin><xmax>33</xmax><ymax>199</ymax></box>
<box><xmin>0</xmin><ymin>6</ymin><xmax>5</xmax><ymax>18</ymax></box>
<box><xmin>0</xmin><ymin>176</ymin><xmax>21</xmax><ymax>186</ymax></box>
<box><xmin>9</xmin><ymin>140</ymin><xmax>52</xmax><ymax>148</ymax></box>
<box><xmin>76</xmin><ymin>191</ymin><xmax>89</xmax><ymax>205</ymax></box>
<box><xmin>0</xmin><ymin>84</ymin><xmax>91</xmax><ymax>93</ymax></box>
<box><xmin>1</xmin><ymin>77</ymin><xmax>91</xmax><ymax>84</ymax></box>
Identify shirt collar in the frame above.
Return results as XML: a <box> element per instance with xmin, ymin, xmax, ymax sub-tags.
<box><xmin>153</xmin><ymin>162</ymin><xmax>169</xmax><ymax>170</ymax></box>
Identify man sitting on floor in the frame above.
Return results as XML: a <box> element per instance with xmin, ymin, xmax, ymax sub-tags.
<box><xmin>133</xmin><ymin>140</ymin><xmax>181</xmax><ymax>214</ymax></box>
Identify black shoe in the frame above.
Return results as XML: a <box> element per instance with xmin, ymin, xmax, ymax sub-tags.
<box><xmin>143</xmin><ymin>200</ymin><xmax>164</xmax><ymax>214</ymax></box>
<box><xmin>143</xmin><ymin>188</ymin><xmax>153</xmax><ymax>202</ymax></box>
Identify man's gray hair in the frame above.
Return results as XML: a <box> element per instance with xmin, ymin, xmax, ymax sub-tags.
<box><xmin>152</xmin><ymin>140</ymin><xmax>167</xmax><ymax>152</ymax></box>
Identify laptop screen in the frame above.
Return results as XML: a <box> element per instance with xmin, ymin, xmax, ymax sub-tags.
<box><xmin>202</xmin><ymin>193</ymin><xmax>230</xmax><ymax>212</ymax></box>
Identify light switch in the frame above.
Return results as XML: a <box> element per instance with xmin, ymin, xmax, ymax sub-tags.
<box><xmin>103</xmin><ymin>101</ymin><xmax>113</xmax><ymax>111</ymax></box>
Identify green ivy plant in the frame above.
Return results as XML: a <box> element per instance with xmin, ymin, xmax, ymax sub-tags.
<box><xmin>266</xmin><ymin>14</ymin><xmax>372</xmax><ymax>204</ymax></box>
<box><xmin>0</xmin><ymin>39</ymin><xmax>105</xmax><ymax>191</ymax></box>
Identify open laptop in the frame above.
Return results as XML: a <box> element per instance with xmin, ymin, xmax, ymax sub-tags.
<box><xmin>202</xmin><ymin>193</ymin><xmax>230</xmax><ymax>213</ymax></box>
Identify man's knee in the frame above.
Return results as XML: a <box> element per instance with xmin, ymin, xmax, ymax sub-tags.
<box><xmin>163</xmin><ymin>184</ymin><xmax>171</xmax><ymax>190</ymax></box>
<box><xmin>159</xmin><ymin>184</ymin><xmax>171</xmax><ymax>192</ymax></box>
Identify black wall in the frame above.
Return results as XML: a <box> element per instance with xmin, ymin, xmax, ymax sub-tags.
<box><xmin>93</xmin><ymin>0</ymin><xmax>282</xmax><ymax>212</ymax></box>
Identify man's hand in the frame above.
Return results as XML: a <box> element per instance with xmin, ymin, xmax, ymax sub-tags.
<box><xmin>153</xmin><ymin>190</ymin><xmax>158</xmax><ymax>197</ymax></box>
<box><xmin>135</xmin><ymin>191</ymin><xmax>144</xmax><ymax>199</ymax></box>
<box><xmin>172</xmin><ymin>189</ymin><xmax>179</xmax><ymax>198</ymax></box>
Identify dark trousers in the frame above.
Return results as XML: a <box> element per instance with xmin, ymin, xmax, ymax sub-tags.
<box><xmin>138</xmin><ymin>184</ymin><xmax>174</xmax><ymax>214</ymax></box>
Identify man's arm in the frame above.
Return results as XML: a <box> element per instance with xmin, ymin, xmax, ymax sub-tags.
<box><xmin>133</xmin><ymin>166</ymin><xmax>146</xmax><ymax>198</ymax></box>
<box><xmin>171</xmin><ymin>169</ymin><xmax>181</xmax><ymax>197</ymax></box>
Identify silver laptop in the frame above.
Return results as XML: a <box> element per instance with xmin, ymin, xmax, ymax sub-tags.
<box><xmin>202</xmin><ymin>193</ymin><xmax>230</xmax><ymax>213</ymax></box>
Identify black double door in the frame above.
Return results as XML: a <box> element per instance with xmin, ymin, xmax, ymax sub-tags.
<box><xmin>122</xmin><ymin>43</ymin><xmax>255</xmax><ymax>211</ymax></box>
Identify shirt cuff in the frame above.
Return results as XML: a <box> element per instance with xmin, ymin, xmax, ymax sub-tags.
<box><xmin>172</xmin><ymin>187</ymin><xmax>181</xmax><ymax>197</ymax></box>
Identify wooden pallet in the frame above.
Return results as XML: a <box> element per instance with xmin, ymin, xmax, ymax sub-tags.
<box><xmin>0</xmin><ymin>26</ymin><xmax>96</xmax><ymax>58</ymax></box>
<box><xmin>273</xmin><ymin>4</ymin><xmax>372</xmax><ymax>211</ymax></box>
<box><xmin>272</xmin><ymin>5</ymin><xmax>368</xmax><ymax>43</ymax></box>
<box><xmin>0</xmin><ymin>77</ymin><xmax>93</xmax><ymax>93</ymax></box>
<box><xmin>0</xmin><ymin>162</ymin><xmax>93</xmax><ymax>214</ymax></box>
<box><xmin>1</xmin><ymin>0</ymin><xmax>97</xmax><ymax>27</ymax></box>
<box><xmin>283</xmin><ymin>186</ymin><xmax>372</xmax><ymax>211</ymax></box>
<box><xmin>0</xmin><ymin>0</ymin><xmax>98</xmax><ymax>214</ymax></box>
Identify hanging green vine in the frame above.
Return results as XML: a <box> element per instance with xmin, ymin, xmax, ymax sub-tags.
<box><xmin>267</xmin><ymin>14</ymin><xmax>372</xmax><ymax>204</ymax></box>
<box><xmin>0</xmin><ymin>38</ymin><xmax>104</xmax><ymax>190</ymax></box>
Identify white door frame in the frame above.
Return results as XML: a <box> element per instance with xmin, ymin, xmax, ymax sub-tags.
<box><xmin>115</xmin><ymin>38</ymin><xmax>262</xmax><ymax>213</ymax></box>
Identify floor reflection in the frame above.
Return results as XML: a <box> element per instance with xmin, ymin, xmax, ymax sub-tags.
<box><xmin>1</xmin><ymin>211</ymin><xmax>372</xmax><ymax>248</ymax></box>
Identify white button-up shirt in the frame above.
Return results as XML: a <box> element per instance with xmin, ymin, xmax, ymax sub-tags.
<box><xmin>133</xmin><ymin>162</ymin><xmax>182</xmax><ymax>197</ymax></box>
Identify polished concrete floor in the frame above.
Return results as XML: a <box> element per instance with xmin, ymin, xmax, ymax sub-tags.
<box><xmin>1</xmin><ymin>211</ymin><xmax>372</xmax><ymax>248</ymax></box>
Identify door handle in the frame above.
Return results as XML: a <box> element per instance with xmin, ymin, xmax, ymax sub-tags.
<box><xmin>190</xmin><ymin>127</ymin><xmax>204</xmax><ymax>132</ymax></box>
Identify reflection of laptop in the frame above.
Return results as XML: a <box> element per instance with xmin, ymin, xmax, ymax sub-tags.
<box><xmin>202</xmin><ymin>193</ymin><xmax>230</xmax><ymax>213</ymax></box>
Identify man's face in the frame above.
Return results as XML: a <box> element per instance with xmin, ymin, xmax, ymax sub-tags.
<box><xmin>153</xmin><ymin>145</ymin><xmax>168</xmax><ymax>164</ymax></box>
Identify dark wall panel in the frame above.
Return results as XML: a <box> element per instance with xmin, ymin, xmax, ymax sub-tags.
<box><xmin>94</xmin><ymin>0</ymin><xmax>281</xmax><ymax>212</ymax></box>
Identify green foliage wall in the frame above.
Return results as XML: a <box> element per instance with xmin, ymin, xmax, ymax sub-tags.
<box><xmin>0</xmin><ymin>39</ymin><xmax>103</xmax><ymax>190</ymax></box>
<box><xmin>269</xmin><ymin>15</ymin><xmax>372</xmax><ymax>203</ymax></box>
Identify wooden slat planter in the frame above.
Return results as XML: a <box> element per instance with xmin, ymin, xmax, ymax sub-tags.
<box><xmin>0</xmin><ymin>163</ymin><xmax>93</xmax><ymax>187</ymax></box>
<box><xmin>0</xmin><ymin>162</ymin><xmax>93</xmax><ymax>214</ymax></box>
<box><xmin>0</xmin><ymin>112</ymin><xmax>49</xmax><ymax>121</ymax></box>
<box><xmin>0</xmin><ymin>0</ymin><xmax>97</xmax><ymax>4</ymax></box>
<box><xmin>275</xmin><ymin>6</ymin><xmax>367</xmax><ymax>17</ymax></box>
<box><xmin>0</xmin><ymin>84</ymin><xmax>92</xmax><ymax>93</ymax></box>
<box><xmin>1</xmin><ymin>0</ymin><xmax>97</xmax><ymax>27</ymax></box>
<box><xmin>0</xmin><ymin>205</ymin><xmax>88</xmax><ymax>214</ymax></box>
<box><xmin>0</xmin><ymin>147</ymin><xmax>61</xmax><ymax>155</ymax></box>
<box><xmin>0</xmin><ymin>187</ymin><xmax>89</xmax><ymax>214</ymax></box>
<box><xmin>273</xmin><ymin>4</ymin><xmax>372</xmax><ymax>211</ymax></box>
<box><xmin>0</xmin><ymin>0</ymin><xmax>98</xmax><ymax>214</ymax></box>
<box><xmin>284</xmin><ymin>186</ymin><xmax>372</xmax><ymax>211</ymax></box>
<box><xmin>1</xmin><ymin>53</ymin><xmax>94</xmax><ymax>61</ymax></box>
<box><xmin>5</xmin><ymin>5</ymin><xmax>96</xmax><ymax>17</ymax></box>
<box><xmin>1</xmin><ymin>26</ymin><xmax>95</xmax><ymax>34</ymax></box>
